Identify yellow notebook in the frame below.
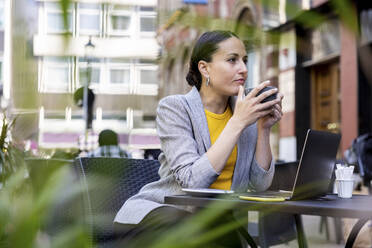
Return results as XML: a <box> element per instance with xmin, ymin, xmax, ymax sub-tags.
<box><xmin>239</xmin><ymin>195</ymin><xmax>286</xmax><ymax>202</ymax></box>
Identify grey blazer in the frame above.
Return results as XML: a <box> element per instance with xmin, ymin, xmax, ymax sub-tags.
<box><xmin>114</xmin><ymin>86</ymin><xmax>275</xmax><ymax>225</ymax></box>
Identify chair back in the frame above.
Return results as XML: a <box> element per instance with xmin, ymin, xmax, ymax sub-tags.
<box><xmin>356</xmin><ymin>134</ymin><xmax>372</xmax><ymax>189</ymax></box>
<box><xmin>74</xmin><ymin>157</ymin><xmax>160</xmax><ymax>245</ymax></box>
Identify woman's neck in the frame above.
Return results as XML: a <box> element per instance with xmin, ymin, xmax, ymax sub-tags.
<box><xmin>200</xmin><ymin>88</ymin><xmax>229</xmax><ymax>114</ymax></box>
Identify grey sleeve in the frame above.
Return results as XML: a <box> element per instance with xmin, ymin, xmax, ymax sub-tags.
<box><xmin>248</xmin><ymin>157</ymin><xmax>275</xmax><ymax>192</ymax></box>
<box><xmin>156</xmin><ymin>96</ymin><xmax>219</xmax><ymax>189</ymax></box>
<box><xmin>248</xmin><ymin>124</ymin><xmax>275</xmax><ymax>191</ymax></box>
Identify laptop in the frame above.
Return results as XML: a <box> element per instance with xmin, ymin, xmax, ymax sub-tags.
<box><xmin>242</xmin><ymin>129</ymin><xmax>341</xmax><ymax>200</ymax></box>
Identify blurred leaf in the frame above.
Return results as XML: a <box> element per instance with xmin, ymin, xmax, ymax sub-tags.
<box><xmin>0</xmin><ymin>159</ymin><xmax>90</xmax><ymax>248</ymax></box>
<box><xmin>330</xmin><ymin>0</ymin><xmax>359</xmax><ymax>34</ymax></box>
<box><xmin>59</xmin><ymin>0</ymin><xmax>71</xmax><ymax>35</ymax></box>
<box><xmin>50</xmin><ymin>226</ymin><xmax>90</xmax><ymax>248</ymax></box>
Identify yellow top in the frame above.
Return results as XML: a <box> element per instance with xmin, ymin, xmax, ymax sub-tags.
<box><xmin>205</xmin><ymin>106</ymin><xmax>237</xmax><ymax>190</ymax></box>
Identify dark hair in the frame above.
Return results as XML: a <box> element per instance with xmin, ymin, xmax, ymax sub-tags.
<box><xmin>186</xmin><ymin>30</ymin><xmax>238</xmax><ymax>90</ymax></box>
<box><xmin>98</xmin><ymin>129</ymin><xmax>119</xmax><ymax>146</ymax></box>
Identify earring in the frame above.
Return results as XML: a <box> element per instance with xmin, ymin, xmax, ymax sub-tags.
<box><xmin>206</xmin><ymin>77</ymin><xmax>210</xmax><ymax>86</ymax></box>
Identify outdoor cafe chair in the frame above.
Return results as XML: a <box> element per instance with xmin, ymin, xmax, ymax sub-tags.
<box><xmin>73</xmin><ymin>157</ymin><xmax>160</xmax><ymax>248</ymax></box>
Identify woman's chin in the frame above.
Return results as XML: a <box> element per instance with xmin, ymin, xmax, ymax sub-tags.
<box><xmin>232</xmin><ymin>87</ymin><xmax>240</xmax><ymax>96</ymax></box>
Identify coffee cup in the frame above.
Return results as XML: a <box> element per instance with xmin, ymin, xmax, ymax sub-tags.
<box><xmin>336</xmin><ymin>179</ymin><xmax>354</xmax><ymax>198</ymax></box>
<box><xmin>244</xmin><ymin>86</ymin><xmax>278</xmax><ymax>103</ymax></box>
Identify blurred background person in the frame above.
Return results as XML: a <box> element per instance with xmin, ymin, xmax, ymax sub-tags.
<box><xmin>86</xmin><ymin>129</ymin><xmax>130</xmax><ymax>158</ymax></box>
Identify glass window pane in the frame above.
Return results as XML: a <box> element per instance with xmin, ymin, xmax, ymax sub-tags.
<box><xmin>45</xmin><ymin>57</ymin><xmax>70</xmax><ymax>63</ymax></box>
<box><xmin>110</xmin><ymin>15</ymin><xmax>131</xmax><ymax>31</ymax></box>
<box><xmin>91</xmin><ymin>68</ymin><xmax>100</xmax><ymax>83</ymax></box>
<box><xmin>0</xmin><ymin>61</ymin><xmax>2</xmax><ymax>81</ymax></box>
<box><xmin>140</xmin><ymin>70</ymin><xmax>157</xmax><ymax>84</ymax></box>
<box><xmin>47</xmin><ymin>67</ymin><xmax>69</xmax><ymax>83</ymax></box>
<box><xmin>140</xmin><ymin>6</ymin><xmax>155</xmax><ymax>12</ymax></box>
<box><xmin>79</xmin><ymin>69</ymin><xmax>87</xmax><ymax>85</ymax></box>
<box><xmin>47</xmin><ymin>13</ymin><xmax>72</xmax><ymax>33</ymax></box>
<box><xmin>78</xmin><ymin>57</ymin><xmax>101</xmax><ymax>63</ymax></box>
<box><xmin>44</xmin><ymin>67</ymin><xmax>69</xmax><ymax>91</ymax></box>
<box><xmin>107</xmin><ymin>58</ymin><xmax>130</xmax><ymax>63</ymax></box>
<box><xmin>79</xmin><ymin>3</ymin><xmax>100</xmax><ymax>10</ymax></box>
<box><xmin>45</xmin><ymin>2</ymin><xmax>66</xmax><ymax>10</ymax></box>
<box><xmin>140</xmin><ymin>16</ymin><xmax>155</xmax><ymax>32</ymax></box>
<box><xmin>110</xmin><ymin>69</ymin><xmax>130</xmax><ymax>84</ymax></box>
<box><xmin>80</xmin><ymin>14</ymin><xmax>100</xmax><ymax>32</ymax></box>
<box><xmin>0</xmin><ymin>1</ymin><xmax>4</xmax><ymax>29</ymax></box>
<box><xmin>79</xmin><ymin>67</ymin><xmax>100</xmax><ymax>85</ymax></box>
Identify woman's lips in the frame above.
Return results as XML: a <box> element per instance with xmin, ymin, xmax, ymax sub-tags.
<box><xmin>234</xmin><ymin>79</ymin><xmax>246</xmax><ymax>84</ymax></box>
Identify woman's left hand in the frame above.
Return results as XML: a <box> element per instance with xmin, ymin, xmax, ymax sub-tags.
<box><xmin>258</xmin><ymin>93</ymin><xmax>284</xmax><ymax>130</ymax></box>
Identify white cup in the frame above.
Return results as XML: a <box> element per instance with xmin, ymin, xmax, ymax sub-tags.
<box><xmin>336</xmin><ymin>179</ymin><xmax>354</xmax><ymax>198</ymax></box>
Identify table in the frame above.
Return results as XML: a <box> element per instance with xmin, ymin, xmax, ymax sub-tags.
<box><xmin>164</xmin><ymin>194</ymin><xmax>372</xmax><ymax>248</ymax></box>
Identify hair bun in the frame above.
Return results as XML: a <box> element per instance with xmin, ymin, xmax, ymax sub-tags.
<box><xmin>186</xmin><ymin>70</ymin><xmax>197</xmax><ymax>87</ymax></box>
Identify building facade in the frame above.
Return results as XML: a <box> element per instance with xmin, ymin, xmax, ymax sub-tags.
<box><xmin>6</xmin><ymin>0</ymin><xmax>161</xmax><ymax>154</ymax></box>
<box><xmin>273</xmin><ymin>0</ymin><xmax>372</xmax><ymax>158</ymax></box>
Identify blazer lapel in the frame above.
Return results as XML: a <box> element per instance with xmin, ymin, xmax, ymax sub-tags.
<box><xmin>184</xmin><ymin>87</ymin><xmax>211</xmax><ymax>151</ymax></box>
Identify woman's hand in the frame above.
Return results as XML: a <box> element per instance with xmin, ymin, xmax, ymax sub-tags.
<box><xmin>231</xmin><ymin>82</ymin><xmax>281</xmax><ymax>131</ymax></box>
<box><xmin>257</xmin><ymin>93</ymin><xmax>284</xmax><ymax>130</ymax></box>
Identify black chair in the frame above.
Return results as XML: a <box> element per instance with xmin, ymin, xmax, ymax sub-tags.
<box><xmin>353</xmin><ymin>133</ymin><xmax>372</xmax><ymax>193</ymax></box>
<box><xmin>73</xmin><ymin>157</ymin><xmax>160</xmax><ymax>247</ymax></box>
<box><xmin>247</xmin><ymin>161</ymin><xmax>305</xmax><ymax>248</ymax></box>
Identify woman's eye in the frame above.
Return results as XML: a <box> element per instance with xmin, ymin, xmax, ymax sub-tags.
<box><xmin>227</xmin><ymin>58</ymin><xmax>236</xmax><ymax>63</ymax></box>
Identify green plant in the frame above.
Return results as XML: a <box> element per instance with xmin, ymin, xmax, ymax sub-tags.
<box><xmin>0</xmin><ymin>113</ymin><xmax>90</xmax><ymax>248</ymax></box>
<box><xmin>0</xmin><ymin>161</ymin><xmax>91</xmax><ymax>248</ymax></box>
<box><xmin>0</xmin><ymin>113</ymin><xmax>23</xmax><ymax>185</ymax></box>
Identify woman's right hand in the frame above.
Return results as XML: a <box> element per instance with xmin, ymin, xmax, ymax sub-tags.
<box><xmin>231</xmin><ymin>81</ymin><xmax>281</xmax><ymax>130</ymax></box>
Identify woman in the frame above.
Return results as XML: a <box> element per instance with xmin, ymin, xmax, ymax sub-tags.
<box><xmin>114</xmin><ymin>30</ymin><xmax>283</xmax><ymax>246</ymax></box>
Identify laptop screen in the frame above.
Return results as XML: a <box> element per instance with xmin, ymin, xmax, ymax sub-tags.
<box><xmin>291</xmin><ymin>129</ymin><xmax>341</xmax><ymax>200</ymax></box>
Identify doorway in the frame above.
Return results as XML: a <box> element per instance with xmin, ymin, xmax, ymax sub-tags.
<box><xmin>310</xmin><ymin>62</ymin><xmax>341</xmax><ymax>133</ymax></box>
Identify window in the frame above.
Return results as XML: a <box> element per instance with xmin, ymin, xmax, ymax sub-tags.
<box><xmin>79</xmin><ymin>67</ymin><xmax>101</xmax><ymax>85</ymax></box>
<box><xmin>78</xmin><ymin>3</ymin><xmax>101</xmax><ymax>36</ymax></box>
<box><xmin>40</xmin><ymin>57</ymin><xmax>72</xmax><ymax>92</ymax></box>
<box><xmin>108</xmin><ymin>59</ymin><xmax>131</xmax><ymax>84</ymax></box>
<box><xmin>78</xmin><ymin>58</ymin><xmax>102</xmax><ymax>88</ymax></box>
<box><xmin>360</xmin><ymin>9</ymin><xmax>372</xmax><ymax>44</ymax></box>
<box><xmin>261</xmin><ymin>0</ymin><xmax>279</xmax><ymax>28</ymax></box>
<box><xmin>0</xmin><ymin>59</ymin><xmax>3</xmax><ymax>83</ymax></box>
<box><xmin>110</xmin><ymin>68</ymin><xmax>130</xmax><ymax>84</ymax></box>
<box><xmin>140</xmin><ymin>16</ymin><xmax>156</xmax><ymax>32</ymax></box>
<box><xmin>139</xmin><ymin>67</ymin><xmax>157</xmax><ymax>85</ymax></box>
<box><xmin>45</xmin><ymin>2</ymin><xmax>74</xmax><ymax>34</ymax></box>
<box><xmin>108</xmin><ymin>5</ymin><xmax>133</xmax><ymax>36</ymax></box>
<box><xmin>40</xmin><ymin>3</ymin><xmax>158</xmax><ymax>38</ymax></box>
<box><xmin>0</xmin><ymin>58</ymin><xmax>3</xmax><ymax>93</ymax></box>
<box><xmin>0</xmin><ymin>1</ymin><xmax>4</xmax><ymax>30</ymax></box>
<box><xmin>136</xmin><ymin>61</ymin><xmax>158</xmax><ymax>95</ymax></box>
<box><xmin>139</xmin><ymin>6</ymin><xmax>156</xmax><ymax>35</ymax></box>
<box><xmin>311</xmin><ymin>19</ymin><xmax>340</xmax><ymax>61</ymax></box>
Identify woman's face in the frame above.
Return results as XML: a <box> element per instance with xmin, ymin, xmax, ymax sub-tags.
<box><xmin>205</xmin><ymin>37</ymin><xmax>248</xmax><ymax>96</ymax></box>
